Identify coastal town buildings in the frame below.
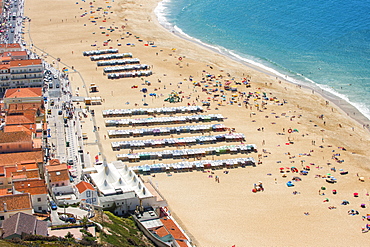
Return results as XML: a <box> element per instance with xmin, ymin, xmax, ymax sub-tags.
<box><xmin>0</xmin><ymin>43</ymin><xmax>21</xmax><ymax>53</ymax></box>
<box><xmin>85</xmin><ymin>161</ymin><xmax>166</xmax><ymax>215</ymax></box>
<box><xmin>0</xmin><ymin>193</ymin><xmax>33</xmax><ymax>222</ymax></box>
<box><xmin>0</xmin><ymin>50</ymin><xmax>28</xmax><ymax>61</ymax></box>
<box><xmin>74</xmin><ymin>181</ymin><xmax>99</xmax><ymax>206</ymax></box>
<box><xmin>3</xmin><ymin>87</ymin><xmax>43</xmax><ymax>106</ymax></box>
<box><xmin>1</xmin><ymin>212</ymin><xmax>48</xmax><ymax>239</ymax></box>
<box><xmin>45</xmin><ymin>160</ymin><xmax>72</xmax><ymax>195</ymax></box>
<box><xmin>0</xmin><ymin>58</ymin><xmax>43</xmax><ymax>92</ymax></box>
<box><xmin>13</xmin><ymin>179</ymin><xmax>48</xmax><ymax>213</ymax></box>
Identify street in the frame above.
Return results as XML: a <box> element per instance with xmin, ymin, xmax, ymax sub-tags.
<box><xmin>44</xmin><ymin>65</ymin><xmax>91</xmax><ymax>184</ymax></box>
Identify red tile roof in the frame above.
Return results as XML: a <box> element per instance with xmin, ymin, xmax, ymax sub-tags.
<box><xmin>0</xmin><ymin>131</ymin><xmax>32</xmax><ymax>143</ymax></box>
<box><xmin>13</xmin><ymin>179</ymin><xmax>47</xmax><ymax>195</ymax></box>
<box><xmin>4</xmin><ymin>87</ymin><xmax>42</xmax><ymax>98</ymax></box>
<box><xmin>0</xmin><ymin>56</ymin><xmax>11</xmax><ymax>62</ymax></box>
<box><xmin>1</xmin><ymin>50</ymin><xmax>27</xmax><ymax>58</ymax></box>
<box><xmin>46</xmin><ymin>164</ymin><xmax>69</xmax><ymax>183</ymax></box>
<box><xmin>49</xmin><ymin>159</ymin><xmax>61</xmax><ymax>166</ymax></box>
<box><xmin>3</xmin><ymin>125</ymin><xmax>34</xmax><ymax>133</ymax></box>
<box><xmin>0</xmin><ymin>151</ymin><xmax>43</xmax><ymax>166</ymax></box>
<box><xmin>7</xmin><ymin>103</ymin><xmax>44</xmax><ymax>112</ymax></box>
<box><xmin>76</xmin><ymin>181</ymin><xmax>94</xmax><ymax>193</ymax></box>
<box><xmin>5</xmin><ymin>166</ymin><xmax>17</xmax><ymax>178</ymax></box>
<box><xmin>0</xmin><ymin>188</ymin><xmax>12</xmax><ymax>196</ymax></box>
<box><xmin>16</xmin><ymin>163</ymin><xmax>39</xmax><ymax>171</ymax></box>
<box><xmin>160</xmin><ymin>217</ymin><xmax>188</xmax><ymax>246</ymax></box>
<box><xmin>5</xmin><ymin>113</ymin><xmax>36</xmax><ymax>125</ymax></box>
<box><xmin>11</xmin><ymin>170</ymin><xmax>40</xmax><ymax>180</ymax></box>
<box><xmin>9</xmin><ymin>59</ymin><xmax>42</xmax><ymax>67</ymax></box>
<box><xmin>46</xmin><ymin>163</ymin><xmax>67</xmax><ymax>172</ymax></box>
<box><xmin>0</xmin><ymin>64</ymin><xmax>10</xmax><ymax>70</ymax></box>
<box><xmin>0</xmin><ymin>193</ymin><xmax>32</xmax><ymax>212</ymax></box>
<box><xmin>0</xmin><ymin>44</ymin><xmax>21</xmax><ymax>49</ymax></box>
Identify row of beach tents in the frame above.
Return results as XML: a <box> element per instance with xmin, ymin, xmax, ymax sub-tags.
<box><xmin>111</xmin><ymin>133</ymin><xmax>245</xmax><ymax>150</ymax></box>
<box><xmin>97</xmin><ymin>58</ymin><xmax>140</xmax><ymax>66</ymax></box>
<box><xmin>107</xmin><ymin>70</ymin><xmax>152</xmax><ymax>79</ymax></box>
<box><xmin>83</xmin><ymin>48</ymin><xmax>118</xmax><ymax>56</ymax></box>
<box><xmin>131</xmin><ymin>157</ymin><xmax>256</xmax><ymax>174</ymax></box>
<box><xmin>102</xmin><ymin>105</ymin><xmax>204</xmax><ymax>117</ymax></box>
<box><xmin>83</xmin><ymin>48</ymin><xmax>153</xmax><ymax>78</ymax></box>
<box><xmin>90</xmin><ymin>53</ymin><xmax>133</xmax><ymax>61</ymax></box>
<box><xmin>117</xmin><ymin>144</ymin><xmax>257</xmax><ymax>162</ymax></box>
<box><xmin>103</xmin><ymin>64</ymin><xmax>150</xmax><ymax>73</ymax></box>
<box><xmin>107</xmin><ymin>124</ymin><xmax>229</xmax><ymax>138</ymax></box>
<box><xmin>105</xmin><ymin>114</ymin><xmax>225</xmax><ymax>127</ymax></box>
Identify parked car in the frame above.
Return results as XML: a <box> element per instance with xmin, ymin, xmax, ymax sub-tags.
<box><xmin>59</xmin><ymin>214</ymin><xmax>68</xmax><ymax>221</ymax></box>
<box><xmin>50</xmin><ymin>201</ymin><xmax>57</xmax><ymax>210</ymax></box>
<box><xmin>59</xmin><ymin>215</ymin><xmax>76</xmax><ymax>223</ymax></box>
<box><xmin>67</xmin><ymin>217</ymin><xmax>76</xmax><ymax>223</ymax></box>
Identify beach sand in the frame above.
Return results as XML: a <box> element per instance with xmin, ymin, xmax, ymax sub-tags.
<box><xmin>24</xmin><ymin>0</ymin><xmax>370</xmax><ymax>246</ymax></box>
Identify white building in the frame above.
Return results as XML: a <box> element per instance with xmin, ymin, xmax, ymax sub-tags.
<box><xmin>13</xmin><ymin>179</ymin><xmax>48</xmax><ymax>214</ymax></box>
<box><xmin>87</xmin><ymin>161</ymin><xmax>166</xmax><ymax>215</ymax></box>
<box><xmin>0</xmin><ymin>59</ymin><xmax>43</xmax><ymax>92</ymax></box>
<box><xmin>74</xmin><ymin>181</ymin><xmax>99</xmax><ymax>206</ymax></box>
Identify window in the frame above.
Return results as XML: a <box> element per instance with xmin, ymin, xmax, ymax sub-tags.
<box><xmin>37</xmin><ymin>198</ymin><xmax>41</xmax><ymax>202</ymax></box>
<box><xmin>38</xmin><ymin>206</ymin><xmax>42</xmax><ymax>211</ymax></box>
<box><xmin>92</xmin><ymin>198</ymin><xmax>96</xmax><ymax>202</ymax></box>
<box><xmin>0</xmin><ymin>216</ymin><xmax>4</xmax><ymax>220</ymax></box>
<box><xmin>86</xmin><ymin>191</ymin><xmax>91</xmax><ymax>197</ymax></box>
<box><xmin>61</xmin><ymin>182</ymin><xmax>64</xmax><ymax>186</ymax></box>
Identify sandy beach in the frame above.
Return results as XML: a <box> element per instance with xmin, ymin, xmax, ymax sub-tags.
<box><xmin>24</xmin><ymin>0</ymin><xmax>370</xmax><ymax>246</ymax></box>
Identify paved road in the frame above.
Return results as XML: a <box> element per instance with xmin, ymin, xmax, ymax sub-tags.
<box><xmin>44</xmin><ymin>65</ymin><xmax>91</xmax><ymax>184</ymax></box>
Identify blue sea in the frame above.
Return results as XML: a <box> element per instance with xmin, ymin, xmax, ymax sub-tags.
<box><xmin>155</xmin><ymin>0</ymin><xmax>370</xmax><ymax>120</ymax></box>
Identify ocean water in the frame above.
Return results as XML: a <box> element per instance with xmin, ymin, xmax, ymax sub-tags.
<box><xmin>155</xmin><ymin>0</ymin><xmax>370</xmax><ymax>120</ymax></box>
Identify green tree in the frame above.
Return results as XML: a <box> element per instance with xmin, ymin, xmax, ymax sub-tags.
<box><xmin>65</xmin><ymin>231</ymin><xmax>74</xmax><ymax>240</ymax></box>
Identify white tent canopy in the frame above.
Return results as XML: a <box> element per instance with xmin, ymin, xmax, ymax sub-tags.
<box><xmin>90</xmin><ymin>161</ymin><xmax>153</xmax><ymax>199</ymax></box>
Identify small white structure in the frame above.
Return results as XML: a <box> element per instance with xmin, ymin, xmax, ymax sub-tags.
<box><xmin>84</xmin><ymin>96</ymin><xmax>102</xmax><ymax>105</ymax></box>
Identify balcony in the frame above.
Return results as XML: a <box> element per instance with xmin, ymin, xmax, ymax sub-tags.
<box><xmin>10</xmin><ymin>69</ymin><xmax>43</xmax><ymax>74</ymax></box>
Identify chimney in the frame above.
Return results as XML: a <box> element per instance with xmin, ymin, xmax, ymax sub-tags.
<box><xmin>3</xmin><ymin>202</ymin><xmax>7</xmax><ymax>212</ymax></box>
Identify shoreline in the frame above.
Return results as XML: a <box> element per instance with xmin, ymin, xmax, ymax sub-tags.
<box><xmin>154</xmin><ymin>0</ymin><xmax>370</xmax><ymax>129</ymax></box>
